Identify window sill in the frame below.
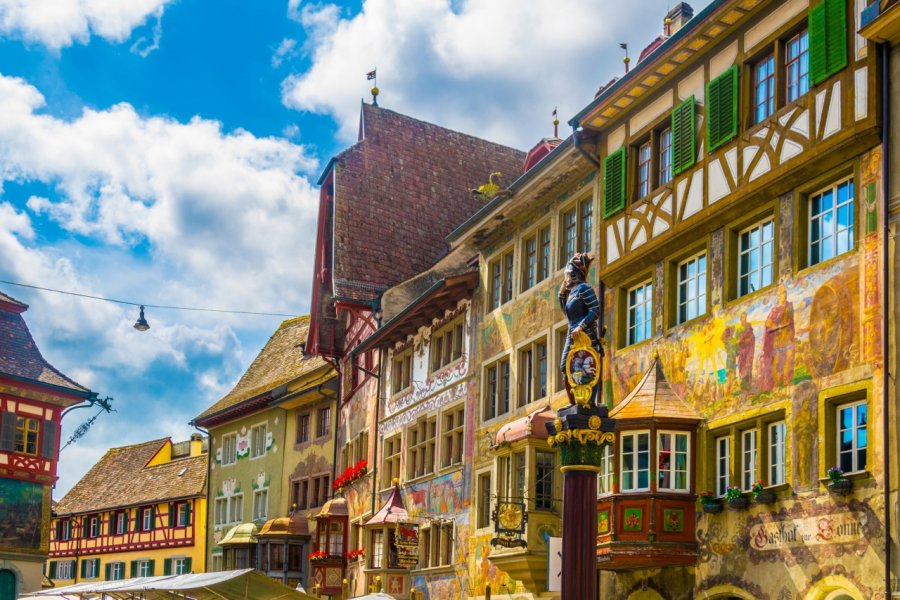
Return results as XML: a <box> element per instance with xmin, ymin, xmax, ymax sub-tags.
<box><xmin>415</xmin><ymin>564</ymin><xmax>455</xmax><ymax>575</ymax></box>
<box><xmin>799</xmin><ymin>247</ymin><xmax>857</xmax><ymax>278</ymax></box>
<box><xmin>726</xmin><ymin>280</ymin><xmax>776</xmax><ymax>309</ymax></box>
<box><xmin>430</xmin><ymin>356</ymin><xmax>464</xmax><ymax>377</ymax></box>
<box><xmin>405</xmin><ymin>472</ymin><xmax>437</xmax><ymax>486</ymax></box>
<box><xmin>619</xmin><ymin>336</ymin><xmax>654</xmax><ymax>352</ymax></box>
<box><xmin>818</xmin><ymin>471</ymin><xmax>871</xmax><ymax>486</ymax></box>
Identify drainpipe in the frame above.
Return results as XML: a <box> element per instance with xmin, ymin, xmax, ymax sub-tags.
<box><xmin>881</xmin><ymin>40</ymin><xmax>893</xmax><ymax>599</ymax></box>
<box><xmin>192</xmin><ymin>423</ymin><xmax>211</xmax><ymax>573</ymax></box>
<box><xmin>371</xmin><ymin>347</ymin><xmax>384</xmax><ymax>516</ymax></box>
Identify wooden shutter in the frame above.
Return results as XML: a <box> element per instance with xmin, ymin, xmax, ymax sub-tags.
<box><xmin>108</xmin><ymin>512</ymin><xmax>114</xmax><ymax>536</ymax></box>
<box><xmin>163</xmin><ymin>558</ymin><xmax>172</xmax><ymax>576</ymax></box>
<box><xmin>54</xmin><ymin>521</ymin><xmax>62</xmax><ymax>541</ymax></box>
<box><xmin>130</xmin><ymin>560</ymin><xmax>138</xmax><ymax>578</ymax></box>
<box><xmin>706</xmin><ymin>66</ymin><xmax>739</xmax><ymax>152</ymax></box>
<box><xmin>184</xmin><ymin>558</ymin><xmax>192</xmax><ymax>573</ymax></box>
<box><xmin>168</xmin><ymin>503</ymin><xmax>175</xmax><ymax>528</ymax></box>
<box><xmin>104</xmin><ymin>563</ymin><xmax>111</xmax><ymax>581</ymax></box>
<box><xmin>0</xmin><ymin>411</ymin><xmax>15</xmax><ymax>451</ymax></box>
<box><xmin>82</xmin><ymin>517</ymin><xmax>90</xmax><ymax>539</ymax></box>
<box><xmin>80</xmin><ymin>559</ymin><xmax>87</xmax><ymax>579</ymax></box>
<box><xmin>41</xmin><ymin>419</ymin><xmax>57</xmax><ymax>459</ymax></box>
<box><xmin>602</xmin><ymin>146</ymin><xmax>627</xmax><ymax>218</ymax></box>
<box><xmin>185</xmin><ymin>502</ymin><xmax>192</xmax><ymax>526</ymax></box>
<box><xmin>49</xmin><ymin>561</ymin><xmax>57</xmax><ymax>579</ymax></box>
<box><xmin>671</xmin><ymin>96</ymin><xmax>696</xmax><ymax>175</ymax></box>
<box><xmin>124</xmin><ymin>510</ymin><xmax>129</xmax><ymax>533</ymax></box>
<box><xmin>147</xmin><ymin>560</ymin><xmax>155</xmax><ymax>576</ymax></box>
<box><xmin>149</xmin><ymin>506</ymin><xmax>156</xmax><ymax>530</ymax></box>
<box><xmin>810</xmin><ymin>0</ymin><xmax>847</xmax><ymax>85</ymax></box>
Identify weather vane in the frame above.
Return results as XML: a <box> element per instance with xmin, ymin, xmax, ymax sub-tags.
<box><xmin>367</xmin><ymin>69</ymin><xmax>378</xmax><ymax>106</ymax></box>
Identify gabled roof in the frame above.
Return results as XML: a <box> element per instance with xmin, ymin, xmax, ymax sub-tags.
<box><xmin>55</xmin><ymin>438</ymin><xmax>208</xmax><ymax>515</ymax></box>
<box><xmin>193</xmin><ymin>316</ymin><xmax>330</xmax><ymax>425</ymax></box>
<box><xmin>326</xmin><ymin>103</ymin><xmax>526</xmax><ymax>303</ymax></box>
<box><xmin>365</xmin><ymin>484</ymin><xmax>408</xmax><ymax>526</ymax></box>
<box><xmin>0</xmin><ymin>289</ymin><xmax>90</xmax><ymax>396</ymax></box>
<box><xmin>609</xmin><ymin>358</ymin><xmax>701</xmax><ymax>421</ymax></box>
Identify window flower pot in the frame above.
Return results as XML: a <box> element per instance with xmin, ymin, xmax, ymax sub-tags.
<box><xmin>701</xmin><ymin>501</ymin><xmax>723</xmax><ymax>514</ymax></box>
<box><xmin>754</xmin><ymin>490</ymin><xmax>776</xmax><ymax>505</ymax></box>
<box><xmin>727</xmin><ymin>496</ymin><xmax>749</xmax><ymax>510</ymax></box>
<box><xmin>828</xmin><ymin>479</ymin><xmax>852</xmax><ymax>495</ymax></box>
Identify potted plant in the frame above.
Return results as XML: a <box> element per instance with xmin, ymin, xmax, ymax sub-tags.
<box><xmin>827</xmin><ymin>466</ymin><xmax>852</xmax><ymax>495</ymax></box>
<box><xmin>751</xmin><ymin>480</ymin><xmax>776</xmax><ymax>504</ymax></box>
<box><xmin>308</xmin><ymin>550</ymin><xmax>328</xmax><ymax>563</ymax></box>
<box><xmin>698</xmin><ymin>490</ymin><xmax>723</xmax><ymax>514</ymax></box>
<box><xmin>725</xmin><ymin>486</ymin><xmax>748</xmax><ymax>509</ymax></box>
<box><xmin>347</xmin><ymin>548</ymin><xmax>365</xmax><ymax>562</ymax></box>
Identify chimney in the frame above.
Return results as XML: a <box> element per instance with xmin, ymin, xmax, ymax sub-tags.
<box><xmin>664</xmin><ymin>3</ymin><xmax>694</xmax><ymax>37</ymax></box>
<box><xmin>190</xmin><ymin>433</ymin><xmax>204</xmax><ymax>457</ymax></box>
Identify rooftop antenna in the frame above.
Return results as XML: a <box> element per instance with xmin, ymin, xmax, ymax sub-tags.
<box><xmin>620</xmin><ymin>42</ymin><xmax>630</xmax><ymax>74</ymax></box>
<box><xmin>552</xmin><ymin>107</ymin><xmax>559</xmax><ymax>138</ymax></box>
<box><xmin>367</xmin><ymin>69</ymin><xmax>378</xmax><ymax>106</ymax></box>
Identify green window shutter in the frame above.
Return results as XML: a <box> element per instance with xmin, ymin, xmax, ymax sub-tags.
<box><xmin>54</xmin><ymin>521</ymin><xmax>61</xmax><ymax>541</ymax></box>
<box><xmin>602</xmin><ymin>146</ymin><xmax>627</xmax><ymax>218</ymax></box>
<box><xmin>149</xmin><ymin>506</ymin><xmax>156</xmax><ymax>530</ymax></box>
<box><xmin>123</xmin><ymin>510</ymin><xmax>129</xmax><ymax>533</ymax></box>
<box><xmin>108</xmin><ymin>513</ymin><xmax>114</xmax><ymax>536</ymax></box>
<box><xmin>147</xmin><ymin>560</ymin><xmax>155</xmax><ymax>576</ymax></box>
<box><xmin>130</xmin><ymin>561</ymin><xmax>138</xmax><ymax>578</ymax></box>
<box><xmin>80</xmin><ymin>560</ymin><xmax>87</xmax><ymax>579</ymax></box>
<box><xmin>168</xmin><ymin>503</ymin><xmax>175</xmax><ymax>528</ymax></box>
<box><xmin>810</xmin><ymin>0</ymin><xmax>848</xmax><ymax>85</ymax></box>
<box><xmin>94</xmin><ymin>559</ymin><xmax>100</xmax><ymax>577</ymax></box>
<box><xmin>706</xmin><ymin>65</ymin><xmax>739</xmax><ymax>152</ymax></box>
<box><xmin>184</xmin><ymin>558</ymin><xmax>192</xmax><ymax>573</ymax></box>
<box><xmin>671</xmin><ymin>95</ymin><xmax>696</xmax><ymax>175</ymax></box>
<box><xmin>185</xmin><ymin>502</ymin><xmax>192</xmax><ymax>526</ymax></box>
<box><xmin>163</xmin><ymin>558</ymin><xmax>172</xmax><ymax>576</ymax></box>
<box><xmin>104</xmin><ymin>563</ymin><xmax>111</xmax><ymax>581</ymax></box>
<box><xmin>49</xmin><ymin>562</ymin><xmax>57</xmax><ymax>579</ymax></box>
<box><xmin>40</xmin><ymin>419</ymin><xmax>57</xmax><ymax>459</ymax></box>
<box><xmin>82</xmin><ymin>518</ymin><xmax>90</xmax><ymax>539</ymax></box>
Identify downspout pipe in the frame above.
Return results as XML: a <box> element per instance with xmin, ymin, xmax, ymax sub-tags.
<box><xmin>371</xmin><ymin>347</ymin><xmax>384</xmax><ymax>516</ymax></box>
<box><xmin>881</xmin><ymin>40</ymin><xmax>892</xmax><ymax>599</ymax></box>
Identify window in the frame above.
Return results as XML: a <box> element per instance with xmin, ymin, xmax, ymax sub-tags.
<box><xmin>535</xmin><ymin>451</ymin><xmax>555</xmax><ymax>510</ymax></box>
<box><xmin>383</xmin><ymin>435</ymin><xmax>402</xmax><ymax>488</ymax></box>
<box><xmin>317</xmin><ymin>407</ymin><xmax>331</xmax><ymax>438</ymax></box>
<box><xmin>310</xmin><ymin>475</ymin><xmax>330</xmax><ymax>507</ymax></box>
<box><xmin>738</xmin><ymin>218</ymin><xmax>775</xmax><ymax>296</ymax></box>
<box><xmin>250</xmin><ymin>423</ymin><xmax>267</xmax><ymax>458</ymax></box>
<box><xmin>769</xmin><ymin>421</ymin><xmax>787</xmax><ymax>485</ymax></box>
<box><xmin>138</xmin><ymin>560</ymin><xmax>153</xmax><ymax>578</ymax></box>
<box><xmin>407</xmin><ymin>417</ymin><xmax>436</xmax><ymax>479</ymax></box>
<box><xmin>173</xmin><ymin>558</ymin><xmax>190</xmax><ymax>575</ymax></box>
<box><xmin>487</xmin><ymin>250</ymin><xmax>514</xmax><ymax>307</ymax></box>
<box><xmin>56</xmin><ymin>560</ymin><xmax>74</xmax><ymax>580</ymax></box>
<box><xmin>89</xmin><ymin>515</ymin><xmax>100</xmax><ymax>538</ymax></box>
<box><xmin>441</xmin><ymin>406</ymin><xmax>465</xmax><ymax>468</ymax></box>
<box><xmin>561</xmin><ymin>208</ymin><xmax>577</xmax><ymax>265</ymax></box>
<box><xmin>371</xmin><ymin>530</ymin><xmax>384</xmax><ymax>568</ymax></box>
<box><xmin>489</xmin><ymin>258</ymin><xmax>502</xmax><ymax>310</ymax></box>
<box><xmin>214</xmin><ymin>498</ymin><xmax>227</xmax><ymax>525</ymax></box>
<box><xmin>60</xmin><ymin>519</ymin><xmax>71</xmax><ymax>541</ymax></box>
<box><xmin>83</xmin><ymin>558</ymin><xmax>99</xmax><ymax>579</ymax></box>
<box><xmin>296</xmin><ymin>413</ymin><xmax>310</xmax><ymax>444</ymax></box>
<box><xmin>477</xmin><ymin>472</ymin><xmax>492</xmax><ymax>528</ymax></box>
<box><xmin>837</xmin><ymin>400</ymin><xmax>867</xmax><ymax>473</ymax></box>
<box><xmin>431</xmin><ymin>320</ymin><xmax>464</xmax><ymax>372</ymax></box>
<box><xmin>518</xmin><ymin>339</ymin><xmax>548</xmax><ymax>407</ymax></box>
<box><xmin>297</xmin><ymin>480</ymin><xmax>309</xmax><ymax>509</ymax></box>
<box><xmin>677</xmin><ymin>252</ymin><xmax>706</xmax><ymax>324</ymax></box>
<box><xmin>483</xmin><ymin>358</ymin><xmax>510</xmax><ymax>421</ymax></box>
<box><xmin>657</xmin><ymin>431</ymin><xmax>689</xmax><ymax>492</ymax></box>
<box><xmin>421</xmin><ymin>522</ymin><xmax>454</xmax><ymax>568</ymax></box>
<box><xmin>115</xmin><ymin>512</ymin><xmax>127</xmax><ymax>534</ymax></box>
<box><xmin>540</xmin><ymin>227</ymin><xmax>552</xmax><ymax>280</ymax></box>
<box><xmin>637</xmin><ymin>140</ymin><xmax>652</xmax><ymax>198</ymax></box>
<box><xmin>503</xmin><ymin>252</ymin><xmax>514</xmax><ymax>303</ymax></box>
<box><xmin>659</xmin><ymin>127</ymin><xmax>673</xmax><ymax>185</ymax></box>
<box><xmin>620</xmin><ymin>431</ymin><xmax>650</xmax><ymax>491</ymax></box>
<box><xmin>753</xmin><ymin>53</ymin><xmax>776</xmax><ymax>124</ymax></box>
<box><xmin>598</xmin><ymin>443</ymin><xmax>613</xmax><ymax>496</ymax></box>
<box><xmin>253</xmin><ymin>489</ymin><xmax>268</xmax><ymax>521</ymax></box>
<box><xmin>555</xmin><ymin>326</ymin><xmax>568</xmax><ymax>393</ymax></box>
<box><xmin>580</xmin><ymin>198</ymin><xmax>593</xmax><ymax>252</ymax></box>
<box><xmin>497</xmin><ymin>452</ymin><xmax>526</xmax><ymax>500</ymax></box>
<box><xmin>141</xmin><ymin>507</ymin><xmax>154</xmax><ymax>532</ymax></box>
<box><xmin>175</xmin><ymin>503</ymin><xmax>190</xmax><ymax>527</ymax></box>
<box><xmin>229</xmin><ymin>494</ymin><xmax>243</xmax><ymax>523</ymax></box>
<box><xmin>809</xmin><ymin>178</ymin><xmax>854</xmax><ymax>266</ymax></box>
<box><xmin>109</xmin><ymin>562</ymin><xmax>125</xmax><ymax>581</ymax></box>
<box><xmin>15</xmin><ymin>416</ymin><xmax>39</xmax><ymax>455</ymax></box>
<box><xmin>523</xmin><ymin>235</ymin><xmax>537</xmax><ymax>290</ymax></box>
<box><xmin>786</xmin><ymin>29</ymin><xmax>810</xmax><ymax>102</ymax></box>
<box><xmin>559</xmin><ymin>200</ymin><xmax>594</xmax><ymax>263</ymax></box>
<box><xmin>715</xmin><ymin>436</ymin><xmax>730</xmax><ymax>497</ymax></box>
<box><xmin>627</xmin><ymin>280</ymin><xmax>653</xmax><ymax>345</ymax></box>
<box><xmin>391</xmin><ymin>351</ymin><xmax>412</xmax><ymax>395</ymax></box>
<box><xmin>741</xmin><ymin>429</ymin><xmax>758</xmax><ymax>491</ymax></box>
<box><xmin>221</xmin><ymin>433</ymin><xmax>237</xmax><ymax>466</ymax></box>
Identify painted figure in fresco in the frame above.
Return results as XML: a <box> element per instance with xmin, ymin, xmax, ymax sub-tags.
<box><xmin>735</xmin><ymin>311</ymin><xmax>756</xmax><ymax>392</ymax></box>
<box><xmin>558</xmin><ymin>253</ymin><xmax>601</xmax><ymax>405</ymax></box>
<box><xmin>759</xmin><ymin>284</ymin><xmax>795</xmax><ymax>391</ymax></box>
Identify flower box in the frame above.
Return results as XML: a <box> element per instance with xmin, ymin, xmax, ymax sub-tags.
<box><xmin>727</xmin><ymin>497</ymin><xmax>749</xmax><ymax>510</ymax></box>
<box><xmin>828</xmin><ymin>479</ymin><xmax>852</xmax><ymax>495</ymax></box>
<box><xmin>701</xmin><ymin>500</ymin><xmax>723</xmax><ymax>514</ymax></box>
<box><xmin>754</xmin><ymin>490</ymin><xmax>777</xmax><ymax>505</ymax></box>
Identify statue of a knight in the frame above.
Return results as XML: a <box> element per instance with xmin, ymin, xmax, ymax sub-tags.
<box><xmin>558</xmin><ymin>252</ymin><xmax>603</xmax><ymax>406</ymax></box>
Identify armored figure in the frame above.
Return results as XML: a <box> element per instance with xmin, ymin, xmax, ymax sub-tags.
<box><xmin>558</xmin><ymin>253</ymin><xmax>602</xmax><ymax>406</ymax></box>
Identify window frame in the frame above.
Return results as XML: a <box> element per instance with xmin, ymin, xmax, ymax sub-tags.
<box><xmin>807</xmin><ymin>176</ymin><xmax>856</xmax><ymax>268</ymax></box>
<box><xmin>626</xmin><ymin>279</ymin><xmax>653</xmax><ymax>347</ymax></box>
<box><xmin>836</xmin><ymin>399</ymin><xmax>868</xmax><ymax>475</ymax></box>
<box><xmin>406</xmin><ymin>416</ymin><xmax>437</xmax><ymax>481</ymax></box>
<box><xmin>382</xmin><ymin>434</ymin><xmax>402</xmax><ymax>490</ymax></box>
<box><xmin>785</xmin><ymin>28</ymin><xmax>810</xmax><ymax>103</ymax></box>
<box><xmin>14</xmin><ymin>416</ymin><xmax>40</xmax><ymax>456</ymax></box>
<box><xmin>715</xmin><ymin>435</ymin><xmax>730</xmax><ymax>498</ymax></box>
<box><xmin>296</xmin><ymin>412</ymin><xmax>311</xmax><ymax>445</ymax></box>
<box><xmin>252</xmin><ymin>488</ymin><xmax>269</xmax><ymax>521</ymax></box>
<box><xmin>534</xmin><ymin>450</ymin><xmax>555</xmax><ymax>511</ymax></box>
<box><xmin>517</xmin><ymin>337</ymin><xmax>548</xmax><ymax>408</ymax></box>
<box><xmin>675</xmin><ymin>251</ymin><xmax>708</xmax><ymax>325</ymax></box>
<box><xmin>430</xmin><ymin>317</ymin><xmax>465</xmax><ymax>373</ymax></box>
<box><xmin>740</xmin><ymin>428</ymin><xmax>758</xmax><ymax>491</ymax></box>
<box><xmin>391</xmin><ymin>349</ymin><xmax>413</xmax><ymax>396</ymax></box>
<box><xmin>250</xmin><ymin>422</ymin><xmax>267</xmax><ymax>459</ymax></box>
<box><xmin>316</xmin><ymin>406</ymin><xmax>331</xmax><ymax>438</ymax></box>
<box><xmin>598</xmin><ymin>443</ymin><xmax>613</xmax><ymax>497</ymax></box>
<box><xmin>768</xmin><ymin>421</ymin><xmax>787</xmax><ymax>486</ymax></box>
<box><xmin>482</xmin><ymin>356</ymin><xmax>511</xmax><ymax>422</ymax></box>
<box><xmin>752</xmin><ymin>52</ymin><xmax>776</xmax><ymax>124</ymax></box>
<box><xmin>619</xmin><ymin>430</ymin><xmax>651</xmax><ymax>492</ymax></box>
<box><xmin>440</xmin><ymin>404</ymin><xmax>465</xmax><ymax>469</ymax></box>
<box><xmin>656</xmin><ymin>430</ymin><xmax>691</xmax><ymax>493</ymax></box>
<box><xmin>476</xmin><ymin>470</ymin><xmax>492</xmax><ymax>529</ymax></box>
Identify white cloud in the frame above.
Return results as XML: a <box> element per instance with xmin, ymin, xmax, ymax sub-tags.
<box><xmin>0</xmin><ymin>0</ymin><xmax>174</xmax><ymax>50</ymax></box>
<box><xmin>272</xmin><ymin>37</ymin><xmax>298</xmax><ymax>68</ymax></box>
<box><xmin>283</xmin><ymin>0</ymin><xmax>710</xmax><ymax>149</ymax></box>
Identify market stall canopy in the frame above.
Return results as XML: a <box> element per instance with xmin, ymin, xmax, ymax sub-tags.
<box><xmin>26</xmin><ymin>569</ymin><xmax>318</xmax><ymax>600</ymax></box>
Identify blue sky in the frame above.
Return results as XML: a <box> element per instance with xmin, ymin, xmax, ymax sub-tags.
<box><xmin>0</xmin><ymin>0</ymin><xmax>709</xmax><ymax>495</ymax></box>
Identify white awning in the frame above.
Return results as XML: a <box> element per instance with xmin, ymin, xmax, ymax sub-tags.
<box><xmin>28</xmin><ymin>569</ymin><xmax>318</xmax><ymax>600</ymax></box>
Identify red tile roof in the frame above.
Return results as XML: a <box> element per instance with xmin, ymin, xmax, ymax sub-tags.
<box><xmin>328</xmin><ymin>103</ymin><xmax>526</xmax><ymax>303</ymax></box>
<box><xmin>0</xmin><ymin>289</ymin><xmax>90</xmax><ymax>394</ymax></box>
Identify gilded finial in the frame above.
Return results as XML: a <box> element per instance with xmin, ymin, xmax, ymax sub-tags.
<box><xmin>552</xmin><ymin>106</ymin><xmax>559</xmax><ymax>138</ymax></box>
<box><xmin>367</xmin><ymin>68</ymin><xmax>378</xmax><ymax>106</ymax></box>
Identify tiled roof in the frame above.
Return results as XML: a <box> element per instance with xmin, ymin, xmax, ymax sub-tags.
<box><xmin>329</xmin><ymin>103</ymin><xmax>526</xmax><ymax>303</ymax></box>
<box><xmin>365</xmin><ymin>484</ymin><xmax>408</xmax><ymax>526</ymax></box>
<box><xmin>609</xmin><ymin>358</ymin><xmax>702</xmax><ymax>421</ymax></box>
<box><xmin>55</xmin><ymin>438</ymin><xmax>208</xmax><ymax>515</ymax></box>
<box><xmin>0</xmin><ymin>290</ymin><xmax>90</xmax><ymax>394</ymax></box>
<box><xmin>194</xmin><ymin>316</ymin><xmax>330</xmax><ymax>424</ymax></box>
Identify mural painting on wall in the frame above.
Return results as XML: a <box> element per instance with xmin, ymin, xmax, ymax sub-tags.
<box><xmin>0</xmin><ymin>478</ymin><xmax>45</xmax><ymax>552</ymax></box>
<box><xmin>469</xmin><ymin>531</ymin><xmax>515</xmax><ymax>595</ymax></box>
<box><xmin>411</xmin><ymin>573</ymin><xmax>461</xmax><ymax>600</ymax></box>
<box><xmin>380</xmin><ymin>381</ymin><xmax>467</xmax><ymax>435</ymax></box>
<box><xmin>480</xmin><ymin>287</ymin><xmax>560</xmax><ymax>361</ymax></box>
<box><xmin>386</xmin><ymin>470</ymin><xmax>469</xmax><ymax>518</ymax></box>
<box><xmin>611</xmin><ymin>255</ymin><xmax>866</xmax><ymax>422</ymax></box>
<box><xmin>343</xmin><ymin>476</ymin><xmax>372</xmax><ymax>520</ymax></box>
<box><xmin>386</xmin><ymin>357</ymin><xmax>469</xmax><ymax>417</ymax></box>
<box><xmin>213</xmin><ymin>425</ymin><xmax>274</xmax><ymax>464</ymax></box>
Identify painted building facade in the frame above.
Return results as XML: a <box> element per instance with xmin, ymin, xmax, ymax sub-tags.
<box><xmin>0</xmin><ymin>290</ymin><xmax>94</xmax><ymax>597</ymax></box>
<box><xmin>446</xmin><ymin>0</ymin><xmax>890</xmax><ymax>598</ymax></box>
<box><xmin>48</xmin><ymin>436</ymin><xmax>208</xmax><ymax>587</ymax></box>
<box><xmin>193</xmin><ymin>315</ymin><xmax>335</xmax><ymax>590</ymax></box>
